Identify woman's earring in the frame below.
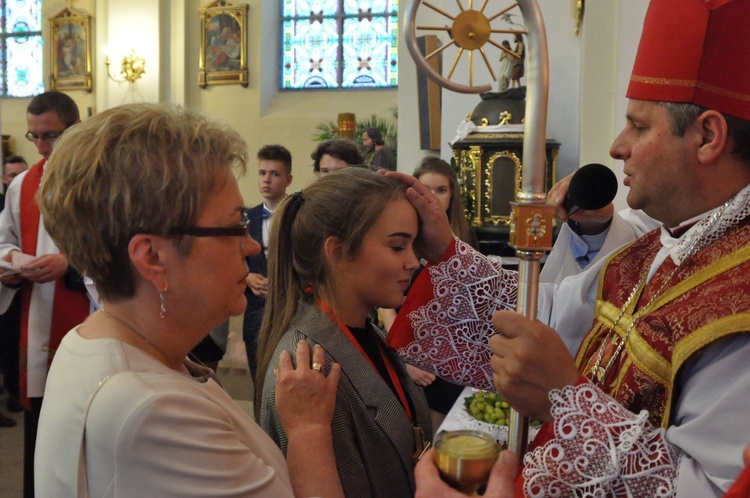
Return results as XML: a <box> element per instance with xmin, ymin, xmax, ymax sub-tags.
<box><xmin>159</xmin><ymin>286</ymin><xmax>168</xmax><ymax>319</ymax></box>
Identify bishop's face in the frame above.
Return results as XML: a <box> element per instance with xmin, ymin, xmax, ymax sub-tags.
<box><xmin>609</xmin><ymin>99</ymin><xmax>698</xmax><ymax>227</ymax></box>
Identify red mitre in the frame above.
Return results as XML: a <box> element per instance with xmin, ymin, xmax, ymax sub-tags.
<box><xmin>627</xmin><ymin>0</ymin><xmax>750</xmax><ymax>121</ymax></box>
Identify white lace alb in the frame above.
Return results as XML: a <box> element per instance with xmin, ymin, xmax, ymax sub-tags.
<box><xmin>398</xmin><ymin>237</ymin><xmax>518</xmax><ymax>390</ymax></box>
<box><xmin>523</xmin><ymin>383</ymin><xmax>678</xmax><ymax>498</ymax></box>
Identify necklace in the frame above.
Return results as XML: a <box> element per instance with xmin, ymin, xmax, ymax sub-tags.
<box><xmin>99</xmin><ymin>308</ymin><xmax>179</xmax><ymax>369</ymax></box>
<box><xmin>591</xmin><ymin>200</ymin><xmax>731</xmax><ymax>385</ymax></box>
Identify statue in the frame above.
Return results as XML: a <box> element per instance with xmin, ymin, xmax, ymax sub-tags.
<box><xmin>510</xmin><ymin>33</ymin><xmax>525</xmax><ymax>88</ymax></box>
<box><xmin>498</xmin><ymin>40</ymin><xmax>514</xmax><ymax>92</ymax></box>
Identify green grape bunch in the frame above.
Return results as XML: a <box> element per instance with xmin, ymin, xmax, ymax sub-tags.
<box><xmin>464</xmin><ymin>390</ymin><xmax>542</xmax><ymax>426</ymax></box>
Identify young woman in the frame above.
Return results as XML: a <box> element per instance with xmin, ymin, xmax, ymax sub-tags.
<box><xmin>382</xmin><ymin>157</ymin><xmax>477</xmax><ymax>428</ymax></box>
<box><xmin>413</xmin><ymin>157</ymin><xmax>475</xmax><ymax>247</ymax></box>
<box><xmin>256</xmin><ymin>168</ymin><xmax>432</xmax><ymax>498</ymax></box>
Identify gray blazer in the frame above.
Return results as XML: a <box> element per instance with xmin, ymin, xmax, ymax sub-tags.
<box><xmin>260</xmin><ymin>301</ymin><xmax>432</xmax><ymax>498</ymax></box>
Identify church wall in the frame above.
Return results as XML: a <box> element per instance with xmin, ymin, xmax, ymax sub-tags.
<box><xmin>2</xmin><ymin>0</ymin><xmax>650</xmax><ymax>211</ymax></box>
<box><xmin>0</xmin><ymin>0</ymin><xmax>397</xmax><ymax>207</ymax></box>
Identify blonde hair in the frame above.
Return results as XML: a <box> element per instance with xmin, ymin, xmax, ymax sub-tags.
<box><xmin>38</xmin><ymin>103</ymin><xmax>247</xmax><ymax>301</ymax></box>
<box><xmin>413</xmin><ymin>157</ymin><xmax>475</xmax><ymax>246</ymax></box>
<box><xmin>254</xmin><ymin>168</ymin><xmax>406</xmax><ymax>415</ymax></box>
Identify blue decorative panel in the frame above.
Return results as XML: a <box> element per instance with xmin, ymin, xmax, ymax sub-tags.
<box><xmin>281</xmin><ymin>0</ymin><xmax>397</xmax><ymax>90</ymax></box>
<box><xmin>1</xmin><ymin>0</ymin><xmax>43</xmax><ymax>97</ymax></box>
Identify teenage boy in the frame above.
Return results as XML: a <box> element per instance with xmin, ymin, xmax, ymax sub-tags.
<box><xmin>243</xmin><ymin>145</ymin><xmax>292</xmax><ymax>379</ymax></box>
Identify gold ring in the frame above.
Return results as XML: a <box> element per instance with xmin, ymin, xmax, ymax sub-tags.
<box><xmin>311</xmin><ymin>362</ymin><xmax>324</xmax><ymax>373</ymax></box>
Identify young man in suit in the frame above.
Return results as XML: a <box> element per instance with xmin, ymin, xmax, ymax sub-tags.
<box><xmin>243</xmin><ymin>145</ymin><xmax>292</xmax><ymax>379</ymax></box>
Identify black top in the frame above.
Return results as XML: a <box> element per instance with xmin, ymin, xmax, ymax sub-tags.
<box><xmin>349</xmin><ymin>322</ymin><xmax>417</xmax><ymax>419</ymax></box>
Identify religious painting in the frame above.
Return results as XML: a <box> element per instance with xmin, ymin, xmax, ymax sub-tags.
<box><xmin>199</xmin><ymin>0</ymin><xmax>249</xmax><ymax>88</ymax></box>
<box><xmin>49</xmin><ymin>7</ymin><xmax>92</xmax><ymax>92</ymax></box>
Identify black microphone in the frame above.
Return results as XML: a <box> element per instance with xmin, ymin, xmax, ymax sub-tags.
<box><xmin>563</xmin><ymin>163</ymin><xmax>618</xmax><ymax>216</ymax></box>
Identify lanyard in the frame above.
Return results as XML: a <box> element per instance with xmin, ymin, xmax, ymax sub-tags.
<box><xmin>317</xmin><ymin>300</ymin><xmax>414</xmax><ymax>424</ymax></box>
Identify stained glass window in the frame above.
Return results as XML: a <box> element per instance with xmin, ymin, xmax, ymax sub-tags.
<box><xmin>281</xmin><ymin>1</ymin><xmax>398</xmax><ymax>90</ymax></box>
<box><xmin>1</xmin><ymin>0</ymin><xmax>44</xmax><ymax>98</ymax></box>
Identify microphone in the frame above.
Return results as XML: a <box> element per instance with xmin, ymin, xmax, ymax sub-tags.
<box><xmin>563</xmin><ymin>163</ymin><xmax>618</xmax><ymax>216</ymax></box>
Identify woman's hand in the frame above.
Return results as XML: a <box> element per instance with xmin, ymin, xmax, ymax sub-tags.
<box><xmin>245</xmin><ymin>272</ymin><xmax>268</xmax><ymax>297</ymax></box>
<box><xmin>381</xmin><ymin>170</ymin><xmax>453</xmax><ymax>263</ymax></box>
<box><xmin>280</xmin><ymin>341</ymin><xmax>346</xmax><ymax>498</ymax></box>
<box><xmin>415</xmin><ymin>448</ymin><xmax>519</xmax><ymax>498</ymax></box>
<box><xmin>275</xmin><ymin>341</ymin><xmax>341</xmax><ymax>435</ymax></box>
<box><xmin>407</xmin><ymin>364</ymin><xmax>436</xmax><ymax>387</ymax></box>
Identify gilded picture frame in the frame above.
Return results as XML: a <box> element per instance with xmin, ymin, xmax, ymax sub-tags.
<box><xmin>198</xmin><ymin>0</ymin><xmax>249</xmax><ymax>88</ymax></box>
<box><xmin>49</xmin><ymin>8</ymin><xmax>93</xmax><ymax>92</ymax></box>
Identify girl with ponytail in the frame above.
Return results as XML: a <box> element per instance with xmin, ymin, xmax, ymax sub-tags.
<box><xmin>256</xmin><ymin>168</ymin><xmax>431</xmax><ymax>498</ymax></box>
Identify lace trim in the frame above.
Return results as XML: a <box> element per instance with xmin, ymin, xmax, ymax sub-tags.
<box><xmin>397</xmin><ymin>237</ymin><xmax>518</xmax><ymax>390</ymax></box>
<box><xmin>523</xmin><ymin>383</ymin><xmax>678</xmax><ymax>498</ymax></box>
<box><xmin>673</xmin><ymin>184</ymin><xmax>750</xmax><ymax>264</ymax></box>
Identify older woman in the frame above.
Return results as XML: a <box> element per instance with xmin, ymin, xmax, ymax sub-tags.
<box><xmin>33</xmin><ymin>103</ymin><xmax>344</xmax><ymax>498</ymax></box>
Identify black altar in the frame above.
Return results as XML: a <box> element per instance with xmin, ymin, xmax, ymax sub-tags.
<box><xmin>451</xmin><ymin>89</ymin><xmax>560</xmax><ymax>257</ymax></box>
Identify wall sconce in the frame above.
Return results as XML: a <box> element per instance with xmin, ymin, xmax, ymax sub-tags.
<box><xmin>105</xmin><ymin>50</ymin><xmax>146</xmax><ymax>83</ymax></box>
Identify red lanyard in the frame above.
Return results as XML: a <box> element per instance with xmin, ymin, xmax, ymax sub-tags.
<box><xmin>317</xmin><ymin>300</ymin><xmax>414</xmax><ymax>424</ymax></box>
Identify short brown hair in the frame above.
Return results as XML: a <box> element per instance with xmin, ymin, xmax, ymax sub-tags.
<box><xmin>257</xmin><ymin>144</ymin><xmax>292</xmax><ymax>174</ymax></box>
<box><xmin>310</xmin><ymin>138</ymin><xmax>363</xmax><ymax>173</ymax></box>
<box><xmin>661</xmin><ymin>102</ymin><xmax>750</xmax><ymax>164</ymax></box>
<box><xmin>3</xmin><ymin>154</ymin><xmax>27</xmax><ymax>174</ymax></box>
<box><xmin>39</xmin><ymin>103</ymin><xmax>247</xmax><ymax>301</ymax></box>
<box><xmin>27</xmin><ymin>91</ymin><xmax>79</xmax><ymax>126</ymax></box>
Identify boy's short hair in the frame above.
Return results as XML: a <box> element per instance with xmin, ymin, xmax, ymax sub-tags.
<box><xmin>257</xmin><ymin>144</ymin><xmax>292</xmax><ymax>174</ymax></box>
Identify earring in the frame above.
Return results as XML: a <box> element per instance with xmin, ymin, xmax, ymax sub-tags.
<box><xmin>159</xmin><ymin>286</ymin><xmax>168</xmax><ymax>319</ymax></box>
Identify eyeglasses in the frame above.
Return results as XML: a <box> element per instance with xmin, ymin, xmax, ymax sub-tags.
<box><xmin>168</xmin><ymin>212</ymin><xmax>250</xmax><ymax>248</ymax></box>
<box><xmin>25</xmin><ymin>130</ymin><xmax>66</xmax><ymax>143</ymax></box>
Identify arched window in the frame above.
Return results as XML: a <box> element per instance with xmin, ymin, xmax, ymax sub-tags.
<box><xmin>1</xmin><ymin>0</ymin><xmax>44</xmax><ymax>98</ymax></box>
<box><xmin>281</xmin><ymin>1</ymin><xmax>398</xmax><ymax>90</ymax></box>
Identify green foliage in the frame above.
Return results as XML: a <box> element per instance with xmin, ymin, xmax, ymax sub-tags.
<box><xmin>312</xmin><ymin>105</ymin><xmax>398</xmax><ymax>163</ymax></box>
<box><xmin>312</xmin><ymin>120</ymin><xmax>340</xmax><ymax>143</ymax></box>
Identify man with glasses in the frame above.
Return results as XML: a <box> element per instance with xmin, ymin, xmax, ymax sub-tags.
<box><xmin>0</xmin><ymin>91</ymin><xmax>90</xmax><ymax>498</ymax></box>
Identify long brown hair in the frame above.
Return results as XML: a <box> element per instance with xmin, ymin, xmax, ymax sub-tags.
<box><xmin>254</xmin><ymin>168</ymin><xmax>407</xmax><ymax>416</ymax></box>
<box><xmin>413</xmin><ymin>157</ymin><xmax>476</xmax><ymax>247</ymax></box>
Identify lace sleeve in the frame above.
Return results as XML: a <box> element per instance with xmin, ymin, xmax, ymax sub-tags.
<box><xmin>390</xmin><ymin>237</ymin><xmax>519</xmax><ymax>391</ymax></box>
<box><xmin>523</xmin><ymin>382</ymin><xmax>679</xmax><ymax>497</ymax></box>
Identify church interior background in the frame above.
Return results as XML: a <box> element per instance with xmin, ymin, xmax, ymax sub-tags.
<box><xmin>0</xmin><ymin>1</ymin><xmax>653</xmax><ymax>493</ymax></box>
<box><xmin>1</xmin><ymin>0</ymin><xmax>650</xmax><ymax>211</ymax></box>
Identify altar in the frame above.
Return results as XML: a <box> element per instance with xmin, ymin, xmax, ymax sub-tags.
<box><xmin>450</xmin><ymin>89</ymin><xmax>560</xmax><ymax>258</ymax></box>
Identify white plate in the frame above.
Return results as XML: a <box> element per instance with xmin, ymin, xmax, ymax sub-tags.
<box><xmin>457</xmin><ymin>399</ymin><xmax>541</xmax><ymax>447</ymax></box>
